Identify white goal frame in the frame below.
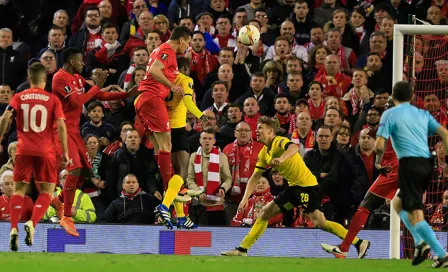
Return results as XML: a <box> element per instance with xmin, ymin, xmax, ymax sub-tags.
<box><xmin>391</xmin><ymin>24</ymin><xmax>448</xmax><ymax>259</ymax></box>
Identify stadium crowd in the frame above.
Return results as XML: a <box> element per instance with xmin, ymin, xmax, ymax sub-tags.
<box><xmin>0</xmin><ymin>0</ymin><xmax>447</xmax><ymax>228</ymax></box>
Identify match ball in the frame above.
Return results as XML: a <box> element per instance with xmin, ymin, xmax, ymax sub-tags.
<box><xmin>238</xmin><ymin>25</ymin><xmax>260</xmax><ymax>46</ymax></box>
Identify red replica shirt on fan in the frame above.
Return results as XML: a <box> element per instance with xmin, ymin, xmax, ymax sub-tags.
<box><xmin>9</xmin><ymin>88</ymin><xmax>65</xmax><ymax>158</ymax></box>
<box><xmin>0</xmin><ymin>195</ymin><xmax>33</xmax><ymax>221</ymax></box>
<box><xmin>139</xmin><ymin>43</ymin><xmax>178</xmax><ymax>99</ymax></box>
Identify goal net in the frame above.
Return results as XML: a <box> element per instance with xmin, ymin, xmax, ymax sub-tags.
<box><xmin>393</xmin><ymin>21</ymin><xmax>448</xmax><ymax>259</ymax></box>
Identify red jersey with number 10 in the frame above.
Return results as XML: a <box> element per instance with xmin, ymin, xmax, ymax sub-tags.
<box><xmin>9</xmin><ymin>88</ymin><xmax>65</xmax><ymax>158</ymax></box>
<box><xmin>139</xmin><ymin>43</ymin><xmax>178</xmax><ymax>98</ymax></box>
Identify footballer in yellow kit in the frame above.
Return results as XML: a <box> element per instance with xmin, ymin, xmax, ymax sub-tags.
<box><xmin>221</xmin><ymin>117</ymin><xmax>362</xmax><ymax>256</ymax></box>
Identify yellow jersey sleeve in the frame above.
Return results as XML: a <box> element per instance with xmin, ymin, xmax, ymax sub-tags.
<box><xmin>254</xmin><ymin>146</ymin><xmax>268</xmax><ymax>173</ymax></box>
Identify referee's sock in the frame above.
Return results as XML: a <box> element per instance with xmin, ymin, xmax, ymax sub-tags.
<box><xmin>240</xmin><ymin>219</ymin><xmax>269</xmax><ymax>251</ymax></box>
<box><xmin>398</xmin><ymin>210</ymin><xmax>422</xmax><ymax>246</ymax></box>
<box><xmin>415</xmin><ymin>220</ymin><xmax>446</xmax><ymax>258</ymax></box>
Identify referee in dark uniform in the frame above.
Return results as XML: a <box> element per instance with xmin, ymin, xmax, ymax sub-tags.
<box><xmin>375</xmin><ymin>81</ymin><xmax>448</xmax><ymax>268</ymax></box>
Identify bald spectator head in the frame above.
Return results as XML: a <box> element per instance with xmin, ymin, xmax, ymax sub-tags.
<box><xmin>98</xmin><ymin>0</ymin><xmax>113</xmax><ymax>19</ymax></box>
<box><xmin>235</xmin><ymin>121</ymin><xmax>252</xmax><ymax>145</ymax></box>
<box><xmin>218</xmin><ymin>64</ymin><xmax>234</xmax><ymax>82</ymax></box>
<box><xmin>244</xmin><ymin>97</ymin><xmax>259</xmax><ymax>117</ymax></box>
<box><xmin>122</xmin><ymin>174</ymin><xmax>139</xmax><ymax>194</ymax></box>
<box><xmin>202</xmin><ymin>109</ymin><xmax>217</xmax><ymax>129</ymax></box>
<box><xmin>359</xmin><ymin>128</ymin><xmax>375</xmax><ymax>154</ymax></box>
<box><xmin>280</xmin><ymin>20</ymin><xmax>295</xmax><ymax>42</ymax></box>
<box><xmin>139</xmin><ymin>11</ymin><xmax>155</xmax><ymax>34</ymax></box>
<box><xmin>297</xmin><ymin>111</ymin><xmax>312</xmax><ymax>132</ymax></box>
<box><xmin>325</xmin><ymin>54</ymin><xmax>341</xmax><ymax>76</ymax></box>
<box><xmin>125</xmin><ymin>129</ymin><xmax>141</xmax><ymax>153</ymax></box>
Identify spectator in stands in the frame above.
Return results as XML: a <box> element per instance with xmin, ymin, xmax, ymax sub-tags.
<box><xmin>103</xmin><ymin>86</ymin><xmax>136</xmax><ymax>131</ymax></box>
<box><xmin>291</xmin><ymin>0</ymin><xmax>317</xmax><ymax>46</ymax></box>
<box><xmin>0</xmin><ymin>28</ymin><xmax>26</xmax><ymax>90</ymax></box>
<box><xmin>179</xmin><ymin>17</ymin><xmax>195</xmax><ymax>31</ymax></box>
<box><xmin>263</xmin><ymin>60</ymin><xmax>284</xmax><ymax>92</ymax></box>
<box><xmin>231</xmin><ymin>176</ymin><xmax>282</xmax><ymax>227</ymax></box>
<box><xmin>69</xmin><ymin>7</ymin><xmax>104</xmax><ymax>56</ymax></box>
<box><xmin>313</xmin><ymin>0</ymin><xmax>340</xmax><ymax>26</ymax></box>
<box><xmin>127</xmin><ymin>67</ymin><xmax>146</xmax><ymax>92</ymax></box>
<box><xmin>220</xmin><ymin>103</ymin><xmax>243</xmax><ymax>142</ymax></box>
<box><xmin>154</xmin><ymin>14</ymin><xmax>171</xmax><ymax>42</ymax></box>
<box><xmin>0</xmin><ymin>170</ymin><xmax>33</xmax><ymax>221</ymax></box>
<box><xmin>119</xmin><ymin>0</ymin><xmax>149</xmax><ymax>44</ymax></box>
<box><xmin>0</xmin><ymin>85</ymin><xmax>12</xmax><ymax>113</ymax></box>
<box><xmin>0</xmin><ymin>141</ymin><xmax>16</xmax><ymax>177</ymax></box>
<box><xmin>86</xmin><ymin>23</ymin><xmax>129</xmax><ymax>85</ymax></box>
<box><xmin>304</xmin><ymin>45</ymin><xmax>332</xmax><ymax>87</ymax></box>
<box><xmin>214</xmin><ymin>16</ymin><xmax>236</xmax><ymax>49</ymax></box>
<box><xmin>201</xmin><ymin>64</ymin><xmax>236</xmax><ymax>108</ymax></box>
<box><xmin>364</xmin><ymin>52</ymin><xmax>385</xmax><ymax>92</ymax></box>
<box><xmin>248</xmin><ymin>19</ymin><xmax>269</xmax><ymax>59</ymax></box>
<box><xmin>305</xmin><ymin>26</ymin><xmax>326</xmax><ymax>52</ymax></box>
<box><xmin>274</xmin><ymin>93</ymin><xmax>294</xmax><ymax>134</ymax></box>
<box><xmin>98</xmin><ymin>0</ymin><xmax>113</xmax><ymax>22</ymax></box>
<box><xmin>323</xmin><ymin>107</ymin><xmax>343</xmax><ymax>137</ymax></box>
<box><xmin>326</xmin><ymin>9</ymin><xmax>359</xmax><ymax>53</ymax></box>
<box><xmin>37</xmin><ymin>25</ymin><xmax>66</xmax><ymax>68</ymax></box>
<box><xmin>45</xmin><ymin>170</ymin><xmax>97</xmax><ymax>223</ymax></box>
<box><xmin>372</xmin><ymin>89</ymin><xmax>390</xmax><ymax>110</ymax></box>
<box><xmin>234</xmin><ymin>37</ymin><xmax>262</xmax><ymax>75</ymax></box>
<box><xmin>168</xmin><ymin>0</ymin><xmax>200</xmax><ymax>28</ymax></box>
<box><xmin>104</xmin><ymin>174</ymin><xmax>158</xmax><ymax>224</ymax></box>
<box><xmin>306</xmin><ymin>81</ymin><xmax>325</xmax><ymax>120</ymax></box>
<box><xmin>104</xmin><ymin>121</ymin><xmax>134</xmax><ymax>157</ymax></box>
<box><xmin>233</xmin><ymin>8</ymin><xmax>248</xmax><ymax>33</ymax></box>
<box><xmin>341</xmin><ymin>69</ymin><xmax>374</xmax><ymax>116</ymax></box>
<box><xmin>106</xmin><ymin>129</ymin><xmax>162</xmax><ymax>201</ymax></box>
<box><xmin>283</xmin><ymin>71</ymin><xmax>306</xmax><ymax>105</ymax></box>
<box><xmin>304</xmin><ymin>125</ymin><xmax>346</xmax><ymax>222</ymax></box>
<box><xmin>223</xmin><ymin>121</ymin><xmax>263</xmax><ymax>224</ymax></box>
<box><xmin>81</xmin><ymin>101</ymin><xmax>117</xmax><ymax>148</ymax></box>
<box><xmin>119</xmin><ymin>46</ymin><xmax>149</xmax><ymax>89</ymax></box>
<box><xmin>187</xmin><ymin>128</ymin><xmax>232</xmax><ymax>225</ymax></box>
<box><xmin>205</xmin><ymin>81</ymin><xmax>229</xmax><ymax>127</ymax></box>
<box><xmin>238</xmin><ymin>0</ymin><xmax>264</xmax><ymax>21</ymax></box>
<box><xmin>314</xmin><ymin>54</ymin><xmax>352</xmax><ymax>99</ymax></box>
<box><xmin>243</xmin><ymin>97</ymin><xmax>261</xmax><ymax>139</ymax></box>
<box><xmin>278</xmin><ymin>56</ymin><xmax>303</xmax><ymax>91</ymax></box>
<box><xmin>188</xmin><ymin>109</ymin><xmax>231</xmax><ymax>151</ymax></box>
<box><xmin>389</xmin><ymin>0</ymin><xmax>412</xmax><ymax>24</ymax></box>
<box><xmin>346</xmin><ymin>128</ymin><xmax>378</xmax><ymax>209</ymax></box>
<box><xmin>194</xmin><ymin>12</ymin><xmax>216</xmax><ymax>37</ymax></box>
<box><xmin>16</xmin><ymin>52</ymin><xmax>56</xmax><ymax>94</ymax></box>
<box><xmin>427</xmin><ymin>5</ymin><xmax>446</xmax><ymax>25</ymax></box>
<box><xmin>423</xmin><ymin>92</ymin><xmax>447</xmax><ymax>126</ymax></box>
<box><xmin>208</xmin><ymin>0</ymin><xmax>232</xmax><ymax>20</ymax></box>
<box><xmin>203</xmin><ymin>48</ymin><xmax>233</xmax><ymax>90</ymax></box>
<box><xmin>367</xmin><ymin>199</ymin><xmax>391</xmax><ymax>229</ymax></box>
<box><xmin>124</xmin><ymin>11</ymin><xmax>155</xmax><ymax>58</ymax></box>
<box><xmin>236</xmin><ymin>72</ymin><xmax>276</xmax><ymax>117</ymax></box>
<box><xmin>335</xmin><ymin>123</ymin><xmax>351</xmax><ymax>152</ymax></box>
<box><xmin>352</xmin><ymin>106</ymin><xmax>382</xmax><ymax>146</ymax></box>
<box><xmin>290</xmin><ymin>111</ymin><xmax>315</xmax><ymax>157</ymax></box>
<box><xmin>325</xmin><ymin>28</ymin><xmax>357</xmax><ymax>75</ymax></box>
<box><xmin>255</xmin><ymin>8</ymin><xmax>274</xmax><ymax>46</ymax></box>
<box><xmin>36</xmin><ymin>9</ymin><xmax>71</xmax><ymax>52</ymax></box>
<box><xmin>350</xmin><ymin>8</ymin><xmax>369</xmax><ymax>56</ymax></box>
<box><xmin>266</xmin><ymin>20</ymin><xmax>308</xmax><ymax>64</ymax></box>
<box><xmin>435</xmin><ymin>60</ymin><xmax>448</xmax><ymax>89</ymax></box>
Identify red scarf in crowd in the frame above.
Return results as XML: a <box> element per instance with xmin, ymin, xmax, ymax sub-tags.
<box><xmin>189</xmin><ymin>48</ymin><xmax>218</xmax><ymax>86</ymax></box>
<box><xmin>291</xmin><ymin>129</ymin><xmax>315</xmax><ymax>153</ymax></box>
<box><xmin>314</xmin><ymin>69</ymin><xmax>350</xmax><ymax>98</ymax></box>
<box><xmin>228</xmin><ymin>139</ymin><xmax>254</xmax><ymax>197</ymax></box>
<box><xmin>275</xmin><ymin>112</ymin><xmax>292</xmax><ymax>125</ymax></box>
<box><xmin>336</xmin><ymin>45</ymin><xmax>348</xmax><ymax>70</ymax></box>
<box><xmin>308</xmin><ymin>98</ymin><xmax>325</xmax><ymax>120</ymax></box>
<box><xmin>348</xmin><ymin>88</ymin><xmax>362</xmax><ymax>115</ymax></box>
<box><xmin>121</xmin><ymin>188</ymin><xmax>142</xmax><ymax>200</ymax></box>
<box><xmin>356</xmin><ymin>25</ymin><xmax>365</xmax><ymax>41</ymax></box>
<box><xmin>94</xmin><ymin>43</ymin><xmax>124</xmax><ymax>65</ymax></box>
<box><xmin>215</xmin><ymin>34</ymin><xmax>235</xmax><ymax>49</ymax></box>
<box><xmin>244</xmin><ymin>113</ymin><xmax>261</xmax><ymax>140</ymax></box>
<box><xmin>194</xmin><ymin>147</ymin><xmax>221</xmax><ymax>210</ymax></box>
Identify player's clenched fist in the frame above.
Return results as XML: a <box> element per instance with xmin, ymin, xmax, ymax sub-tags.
<box><xmin>270</xmin><ymin>157</ymin><xmax>284</xmax><ymax>166</ymax></box>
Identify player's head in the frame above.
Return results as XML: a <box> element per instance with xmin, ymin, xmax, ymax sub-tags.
<box><xmin>62</xmin><ymin>47</ymin><xmax>84</xmax><ymax>73</ymax></box>
<box><xmin>27</xmin><ymin>63</ymin><xmax>47</xmax><ymax>87</ymax></box>
<box><xmin>256</xmin><ymin>116</ymin><xmax>278</xmax><ymax>143</ymax></box>
<box><xmin>122</xmin><ymin>174</ymin><xmax>139</xmax><ymax>194</ymax></box>
<box><xmin>176</xmin><ymin>56</ymin><xmax>190</xmax><ymax>76</ymax></box>
<box><xmin>0</xmin><ymin>170</ymin><xmax>13</xmax><ymax>197</ymax></box>
<box><xmin>169</xmin><ymin>26</ymin><xmax>192</xmax><ymax>54</ymax></box>
<box><xmin>392</xmin><ymin>81</ymin><xmax>413</xmax><ymax>103</ymax></box>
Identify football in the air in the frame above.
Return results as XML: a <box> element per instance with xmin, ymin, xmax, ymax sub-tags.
<box><xmin>238</xmin><ymin>25</ymin><xmax>260</xmax><ymax>46</ymax></box>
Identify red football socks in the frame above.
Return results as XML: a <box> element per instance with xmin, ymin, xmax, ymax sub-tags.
<box><xmin>63</xmin><ymin>174</ymin><xmax>78</xmax><ymax>217</ymax></box>
<box><xmin>31</xmin><ymin>193</ymin><xmax>52</xmax><ymax>227</ymax></box>
<box><xmin>340</xmin><ymin>206</ymin><xmax>371</xmax><ymax>252</ymax></box>
<box><xmin>9</xmin><ymin>195</ymin><xmax>24</xmax><ymax>230</ymax></box>
<box><xmin>158</xmin><ymin>150</ymin><xmax>173</xmax><ymax>190</ymax></box>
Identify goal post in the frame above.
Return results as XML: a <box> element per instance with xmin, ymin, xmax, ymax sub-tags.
<box><xmin>391</xmin><ymin>24</ymin><xmax>448</xmax><ymax>259</ymax></box>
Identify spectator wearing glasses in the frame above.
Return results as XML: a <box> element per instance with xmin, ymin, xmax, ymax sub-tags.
<box><xmin>16</xmin><ymin>51</ymin><xmax>57</xmax><ymax>93</ymax></box>
<box><xmin>37</xmin><ymin>25</ymin><xmax>66</xmax><ymax>68</ymax></box>
<box><xmin>120</xmin><ymin>0</ymin><xmax>149</xmax><ymax>45</ymax></box>
<box><xmin>154</xmin><ymin>14</ymin><xmax>171</xmax><ymax>42</ymax></box>
<box><xmin>124</xmin><ymin>11</ymin><xmax>155</xmax><ymax>58</ymax></box>
<box><xmin>103</xmin><ymin>121</ymin><xmax>134</xmax><ymax>157</ymax></box>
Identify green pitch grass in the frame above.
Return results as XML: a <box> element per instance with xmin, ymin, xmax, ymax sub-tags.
<box><xmin>0</xmin><ymin>253</ymin><xmax>435</xmax><ymax>271</ymax></box>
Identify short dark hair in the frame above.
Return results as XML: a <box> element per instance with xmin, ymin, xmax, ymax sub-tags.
<box><xmin>352</xmin><ymin>7</ymin><xmax>366</xmax><ymax>18</ymax></box>
<box><xmin>249</xmin><ymin>19</ymin><xmax>261</xmax><ymax>28</ymax></box>
<box><xmin>368</xmin><ymin>105</ymin><xmax>384</xmax><ymax>116</ymax></box>
<box><xmin>235</xmin><ymin>7</ymin><xmax>246</xmax><ymax>13</ymax></box>
<box><xmin>257</xmin><ymin>116</ymin><xmax>278</xmax><ymax>134</ymax></box>
<box><xmin>87</xmin><ymin>101</ymin><xmax>105</xmax><ymax>112</ymax></box>
<box><xmin>176</xmin><ymin>56</ymin><xmax>190</xmax><ymax>70</ymax></box>
<box><xmin>295</xmin><ymin>0</ymin><xmax>308</xmax><ymax>5</ymax></box>
<box><xmin>318</xmin><ymin>124</ymin><xmax>333</xmax><ymax>133</ymax></box>
<box><xmin>228</xmin><ymin>102</ymin><xmax>241</xmax><ymax>110</ymax></box>
<box><xmin>62</xmin><ymin>47</ymin><xmax>82</xmax><ymax>64</ymax></box>
<box><xmin>120</xmin><ymin>121</ymin><xmax>134</xmax><ymax>131</ymax></box>
<box><xmin>134</xmin><ymin>46</ymin><xmax>149</xmax><ymax>54</ymax></box>
<box><xmin>201</xmin><ymin>127</ymin><xmax>216</xmax><ymax>136</ymax></box>
<box><xmin>85</xmin><ymin>6</ymin><xmax>100</xmax><ymax>17</ymax></box>
<box><xmin>102</xmin><ymin>22</ymin><xmax>119</xmax><ymax>33</ymax></box>
<box><xmin>254</xmin><ymin>7</ymin><xmax>267</xmax><ymax>14</ymax></box>
<box><xmin>251</xmin><ymin>71</ymin><xmax>266</xmax><ymax>80</ymax></box>
<box><xmin>392</xmin><ymin>81</ymin><xmax>413</xmax><ymax>102</ymax></box>
<box><xmin>368</xmin><ymin>52</ymin><xmax>381</xmax><ymax>58</ymax></box>
<box><xmin>287</xmin><ymin>70</ymin><xmax>302</xmax><ymax>80</ymax></box>
<box><xmin>170</xmin><ymin>26</ymin><xmax>192</xmax><ymax>40</ymax></box>
<box><xmin>325</xmin><ymin>106</ymin><xmax>342</xmax><ymax>118</ymax></box>
<box><xmin>274</xmin><ymin>92</ymin><xmax>290</xmax><ymax>102</ymax></box>
<box><xmin>192</xmin><ymin>30</ymin><xmax>204</xmax><ymax>39</ymax></box>
<box><xmin>48</xmin><ymin>25</ymin><xmax>64</xmax><ymax>34</ymax></box>
<box><xmin>179</xmin><ymin>16</ymin><xmax>193</xmax><ymax>22</ymax></box>
<box><xmin>212</xmin><ymin>80</ymin><xmax>228</xmax><ymax>92</ymax></box>
<box><xmin>27</xmin><ymin>63</ymin><xmax>47</xmax><ymax>85</ymax></box>
<box><xmin>308</xmin><ymin>80</ymin><xmax>323</xmax><ymax>91</ymax></box>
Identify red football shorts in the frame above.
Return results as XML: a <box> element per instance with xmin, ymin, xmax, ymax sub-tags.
<box><xmin>368</xmin><ymin>169</ymin><xmax>399</xmax><ymax>200</ymax></box>
<box><xmin>134</xmin><ymin>93</ymin><xmax>170</xmax><ymax>134</ymax></box>
<box><xmin>13</xmin><ymin>155</ymin><xmax>58</xmax><ymax>184</ymax></box>
<box><xmin>55</xmin><ymin>133</ymin><xmax>91</xmax><ymax>171</ymax></box>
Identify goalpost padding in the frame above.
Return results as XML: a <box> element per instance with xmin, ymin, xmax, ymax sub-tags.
<box><xmin>391</xmin><ymin>24</ymin><xmax>448</xmax><ymax>259</ymax></box>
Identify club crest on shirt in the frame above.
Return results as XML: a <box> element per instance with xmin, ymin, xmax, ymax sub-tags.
<box><xmin>161</xmin><ymin>53</ymin><xmax>168</xmax><ymax>60</ymax></box>
<box><xmin>64</xmin><ymin>86</ymin><xmax>72</xmax><ymax>93</ymax></box>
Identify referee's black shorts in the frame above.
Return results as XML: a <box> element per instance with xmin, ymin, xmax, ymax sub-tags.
<box><xmin>171</xmin><ymin>127</ymin><xmax>190</xmax><ymax>153</ymax></box>
<box><xmin>397</xmin><ymin>157</ymin><xmax>433</xmax><ymax>212</ymax></box>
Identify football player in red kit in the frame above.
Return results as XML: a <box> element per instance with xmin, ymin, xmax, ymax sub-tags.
<box><xmin>133</xmin><ymin>26</ymin><xmax>193</xmax><ymax>229</ymax></box>
<box><xmin>321</xmin><ymin>123</ymin><xmax>400</xmax><ymax>259</ymax></box>
<box><xmin>52</xmin><ymin>48</ymin><xmax>138</xmax><ymax>236</ymax></box>
<box><xmin>0</xmin><ymin>63</ymin><xmax>69</xmax><ymax>251</ymax></box>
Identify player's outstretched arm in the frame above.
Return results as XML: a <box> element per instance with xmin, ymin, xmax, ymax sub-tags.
<box><xmin>239</xmin><ymin>171</ymin><xmax>262</xmax><ymax>210</ymax></box>
<box><xmin>0</xmin><ymin>109</ymin><xmax>12</xmax><ymax>143</ymax></box>
<box><xmin>56</xmin><ymin>118</ymin><xmax>69</xmax><ymax>168</ymax></box>
<box><xmin>183</xmin><ymin>94</ymin><xmax>203</xmax><ymax>119</ymax></box>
